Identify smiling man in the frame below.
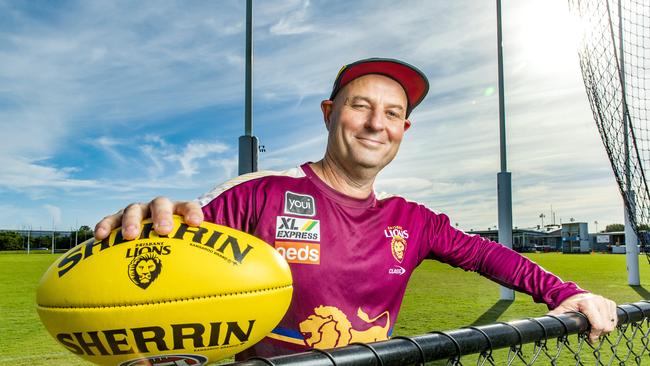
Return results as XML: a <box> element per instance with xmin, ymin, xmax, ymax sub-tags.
<box><xmin>95</xmin><ymin>58</ymin><xmax>617</xmax><ymax>359</ymax></box>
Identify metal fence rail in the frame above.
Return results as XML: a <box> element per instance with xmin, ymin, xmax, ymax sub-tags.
<box><xmin>226</xmin><ymin>301</ymin><xmax>650</xmax><ymax>366</ymax></box>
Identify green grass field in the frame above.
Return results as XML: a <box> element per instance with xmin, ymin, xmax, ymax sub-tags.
<box><xmin>1</xmin><ymin>252</ymin><xmax>648</xmax><ymax>365</ymax></box>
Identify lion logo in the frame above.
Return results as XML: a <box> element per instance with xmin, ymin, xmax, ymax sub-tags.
<box><xmin>391</xmin><ymin>235</ymin><xmax>407</xmax><ymax>263</ymax></box>
<box><xmin>298</xmin><ymin>306</ymin><xmax>390</xmax><ymax>349</ymax></box>
<box><xmin>128</xmin><ymin>253</ymin><xmax>162</xmax><ymax>289</ymax></box>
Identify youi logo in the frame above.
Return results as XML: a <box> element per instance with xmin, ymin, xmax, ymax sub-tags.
<box><xmin>284</xmin><ymin>191</ymin><xmax>316</xmax><ymax>217</ymax></box>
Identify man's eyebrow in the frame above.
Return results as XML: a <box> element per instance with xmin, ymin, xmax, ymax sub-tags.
<box><xmin>348</xmin><ymin>96</ymin><xmax>372</xmax><ymax>104</ymax></box>
<box><xmin>348</xmin><ymin>96</ymin><xmax>405</xmax><ymax>110</ymax></box>
<box><xmin>385</xmin><ymin>103</ymin><xmax>405</xmax><ymax>111</ymax></box>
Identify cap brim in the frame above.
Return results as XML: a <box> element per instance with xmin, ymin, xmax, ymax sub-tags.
<box><xmin>330</xmin><ymin>58</ymin><xmax>429</xmax><ymax>116</ymax></box>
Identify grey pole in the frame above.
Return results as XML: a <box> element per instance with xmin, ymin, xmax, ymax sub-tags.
<box><xmin>496</xmin><ymin>0</ymin><xmax>515</xmax><ymax>300</ymax></box>
<box><xmin>238</xmin><ymin>0</ymin><xmax>259</xmax><ymax>175</ymax></box>
<box><xmin>244</xmin><ymin>0</ymin><xmax>252</xmax><ymax>139</ymax></box>
<box><xmin>618</xmin><ymin>0</ymin><xmax>640</xmax><ymax>285</ymax></box>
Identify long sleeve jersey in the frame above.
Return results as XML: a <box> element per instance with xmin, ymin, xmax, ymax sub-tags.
<box><xmin>198</xmin><ymin>163</ymin><xmax>585</xmax><ymax>357</ymax></box>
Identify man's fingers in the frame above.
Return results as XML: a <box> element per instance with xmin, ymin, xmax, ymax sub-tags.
<box><xmin>94</xmin><ymin>212</ymin><xmax>123</xmax><ymax>240</ymax></box>
<box><xmin>571</xmin><ymin>297</ymin><xmax>603</xmax><ymax>342</ymax></box>
<box><xmin>605</xmin><ymin>298</ymin><xmax>618</xmax><ymax>332</ymax></box>
<box><xmin>593</xmin><ymin>296</ymin><xmax>617</xmax><ymax>335</ymax></box>
<box><xmin>174</xmin><ymin>201</ymin><xmax>204</xmax><ymax>226</ymax></box>
<box><xmin>150</xmin><ymin>197</ymin><xmax>175</xmax><ymax>236</ymax></box>
<box><xmin>94</xmin><ymin>197</ymin><xmax>202</xmax><ymax>242</ymax></box>
<box><xmin>122</xmin><ymin>203</ymin><xmax>149</xmax><ymax>240</ymax></box>
<box><xmin>577</xmin><ymin>295</ymin><xmax>617</xmax><ymax>343</ymax></box>
<box><xmin>549</xmin><ymin>293</ymin><xmax>618</xmax><ymax>344</ymax></box>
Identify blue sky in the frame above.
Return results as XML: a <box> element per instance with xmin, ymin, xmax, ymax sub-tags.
<box><xmin>0</xmin><ymin>0</ymin><xmax>622</xmax><ymax>232</ymax></box>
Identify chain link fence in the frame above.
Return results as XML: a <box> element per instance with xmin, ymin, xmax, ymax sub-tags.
<box><xmin>224</xmin><ymin>301</ymin><xmax>650</xmax><ymax>366</ymax></box>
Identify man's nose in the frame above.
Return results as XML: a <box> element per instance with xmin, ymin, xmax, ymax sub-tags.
<box><xmin>365</xmin><ymin>108</ymin><xmax>385</xmax><ymax>131</ymax></box>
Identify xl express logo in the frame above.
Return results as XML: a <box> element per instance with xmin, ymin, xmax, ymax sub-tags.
<box><xmin>276</xmin><ymin>216</ymin><xmax>320</xmax><ymax>242</ymax></box>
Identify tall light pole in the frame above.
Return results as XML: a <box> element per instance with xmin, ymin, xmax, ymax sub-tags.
<box><xmin>496</xmin><ymin>0</ymin><xmax>514</xmax><ymax>301</ymax></box>
<box><xmin>618</xmin><ymin>0</ymin><xmax>639</xmax><ymax>285</ymax></box>
<box><xmin>238</xmin><ymin>0</ymin><xmax>259</xmax><ymax>175</ymax></box>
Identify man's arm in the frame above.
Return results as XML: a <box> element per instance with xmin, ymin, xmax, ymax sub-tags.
<box><xmin>427</xmin><ymin>212</ymin><xmax>617</xmax><ymax>343</ymax></box>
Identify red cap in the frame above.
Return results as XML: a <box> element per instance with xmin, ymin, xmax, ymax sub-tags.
<box><xmin>329</xmin><ymin>58</ymin><xmax>429</xmax><ymax>118</ymax></box>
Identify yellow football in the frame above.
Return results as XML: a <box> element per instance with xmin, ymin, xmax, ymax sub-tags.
<box><xmin>36</xmin><ymin>215</ymin><xmax>293</xmax><ymax>366</ymax></box>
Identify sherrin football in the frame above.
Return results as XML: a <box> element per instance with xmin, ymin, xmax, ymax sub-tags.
<box><xmin>36</xmin><ymin>215</ymin><xmax>293</xmax><ymax>366</ymax></box>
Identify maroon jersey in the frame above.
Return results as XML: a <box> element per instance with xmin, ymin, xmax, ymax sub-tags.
<box><xmin>198</xmin><ymin>163</ymin><xmax>585</xmax><ymax>357</ymax></box>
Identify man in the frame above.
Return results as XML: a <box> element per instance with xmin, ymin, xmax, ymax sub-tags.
<box><xmin>95</xmin><ymin>58</ymin><xmax>617</xmax><ymax>359</ymax></box>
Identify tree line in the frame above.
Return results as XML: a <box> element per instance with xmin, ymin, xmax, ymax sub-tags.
<box><xmin>0</xmin><ymin>226</ymin><xmax>94</xmax><ymax>251</ymax></box>
<box><xmin>604</xmin><ymin>223</ymin><xmax>650</xmax><ymax>232</ymax></box>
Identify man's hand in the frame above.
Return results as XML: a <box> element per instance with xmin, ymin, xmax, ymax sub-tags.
<box><xmin>94</xmin><ymin>197</ymin><xmax>204</xmax><ymax>240</ymax></box>
<box><xmin>548</xmin><ymin>293</ymin><xmax>618</xmax><ymax>343</ymax></box>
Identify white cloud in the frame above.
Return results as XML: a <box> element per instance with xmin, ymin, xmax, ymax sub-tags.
<box><xmin>0</xmin><ymin>156</ymin><xmax>99</xmax><ymax>193</ymax></box>
<box><xmin>0</xmin><ymin>1</ymin><xmax>246</xmax><ymax>154</ymax></box>
<box><xmin>269</xmin><ymin>0</ymin><xmax>313</xmax><ymax>35</ymax></box>
<box><xmin>95</xmin><ymin>136</ymin><xmax>127</xmax><ymax>163</ymax></box>
<box><xmin>43</xmin><ymin>204</ymin><xmax>62</xmax><ymax>226</ymax></box>
<box><xmin>209</xmin><ymin>156</ymin><xmax>239</xmax><ymax>180</ymax></box>
<box><xmin>166</xmin><ymin>142</ymin><xmax>230</xmax><ymax>178</ymax></box>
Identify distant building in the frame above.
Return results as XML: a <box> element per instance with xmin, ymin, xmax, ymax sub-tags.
<box><xmin>467</xmin><ymin>228</ymin><xmax>551</xmax><ymax>252</ymax></box>
<box><xmin>543</xmin><ymin>228</ymin><xmax>562</xmax><ymax>251</ymax></box>
<box><xmin>561</xmin><ymin>222</ymin><xmax>591</xmax><ymax>253</ymax></box>
<box><xmin>590</xmin><ymin>231</ymin><xmax>650</xmax><ymax>253</ymax></box>
<box><xmin>467</xmin><ymin>222</ymin><xmax>645</xmax><ymax>254</ymax></box>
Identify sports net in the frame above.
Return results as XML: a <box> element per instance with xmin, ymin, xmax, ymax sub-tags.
<box><xmin>223</xmin><ymin>301</ymin><xmax>650</xmax><ymax>365</ymax></box>
<box><xmin>568</xmin><ymin>0</ymin><xmax>650</xmax><ymax>259</ymax></box>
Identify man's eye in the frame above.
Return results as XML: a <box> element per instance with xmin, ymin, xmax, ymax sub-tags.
<box><xmin>386</xmin><ymin>111</ymin><xmax>401</xmax><ymax>119</ymax></box>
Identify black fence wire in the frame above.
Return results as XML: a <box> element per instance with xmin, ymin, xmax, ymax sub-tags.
<box><xmin>225</xmin><ymin>301</ymin><xmax>650</xmax><ymax>366</ymax></box>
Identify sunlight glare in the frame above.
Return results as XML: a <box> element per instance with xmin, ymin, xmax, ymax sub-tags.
<box><xmin>512</xmin><ymin>0</ymin><xmax>584</xmax><ymax>73</ymax></box>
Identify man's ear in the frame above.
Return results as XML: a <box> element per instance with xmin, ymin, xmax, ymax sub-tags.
<box><xmin>321</xmin><ymin>100</ymin><xmax>333</xmax><ymax>131</ymax></box>
<box><xmin>403</xmin><ymin>119</ymin><xmax>412</xmax><ymax>132</ymax></box>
